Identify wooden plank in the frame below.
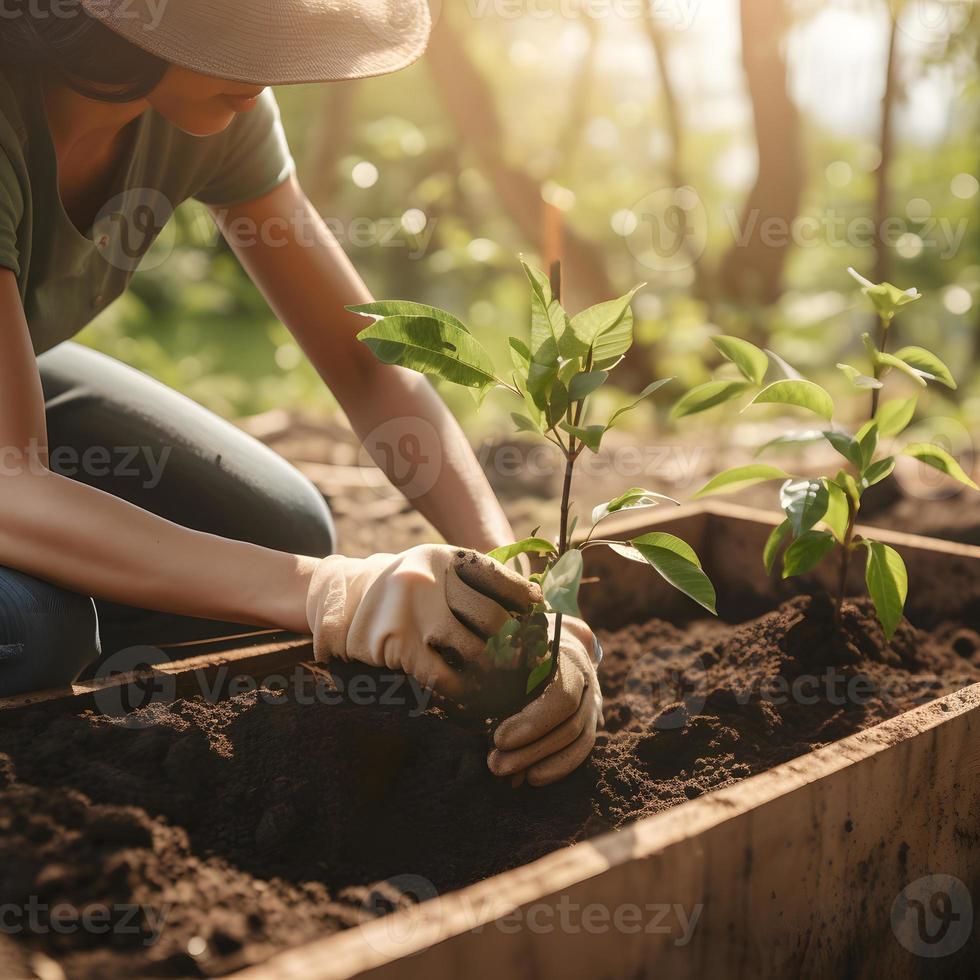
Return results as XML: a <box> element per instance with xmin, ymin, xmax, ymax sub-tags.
<box><xmin>0</xmin><ymin>635</ymin><xmax>314</xmax><ymax>715</ymax></box>
<box><xmin>230</xmin><ymin>503</ymin><xmax>980</xmax><ymax>979</ymax></box>
<box><xmin>234</xmin><ymin>681</ymin><xmax>980</xmax><ymax>979</ymax></box>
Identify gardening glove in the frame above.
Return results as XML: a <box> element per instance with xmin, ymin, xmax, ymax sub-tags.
<box><xmin>306</xmin><ymin>545</ymin><xmax>542</xmax><ymax>696</ymax></box>
<box><xmin>487</xmin><ymin>616</ymin><xmax>603</xmax><ymax>786</ymax></box>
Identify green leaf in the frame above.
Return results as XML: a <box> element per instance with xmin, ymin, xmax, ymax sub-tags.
<box><xmin>591</xmin><ymin>487</ymin><xmax>680</xmax><ymax>524</ymax></box>
<box><xmin>592</xmin><ymin>308</ymin><xmax>635</xmax><ymax>367</ymax></box>
<box><xmin>568</xmin><ymin>369</ymin><xmax>608</xmax><ymax>402</ymax></box>
<box><xmin>485</xmin><ymin>618</ymin><xmax>522</xmax><ymax>670</ymax></box>
<box><xmin>856</xmin><ymin>421</ymin><xmax>879</xmax><ymax>469</ymax></box>
<box><xmin>862</xmin><ymin>456</ymin><xmax>896</xmax><ymax>488</ymax></box>
<box><xmin>671</xmin><ymin>379</ymin><xmax>753</xmax><ymax>419</ymax></box>
<box><xmin>782</xmin><ymin>530</ymin><xmax>836</xmax><ymax>578</ymax></box>
<box><xmin>822</xmin><ymin>482</ymin><xmax>850</xmax><ymax>542</ymax></box>
<box><xmin>559</xmin><ymin>422</ymin><xmax>605</xmax><ymax>452</ymax></box>
<box><xmin>509</xmin><ymin>337</ymin><xmax>531</xmax><ymax>375</ymax></box>
<box><xmin>357</xmin><ymin>316</ymin><xmax>498</xmax><ymax>392</ymax></box>
<box><xmin>892</xmin><ymin>346</ymin><xmax>957</xmax><ymax>390</ymax></box>
<box><xmin>510</xmin><ymin>412</ymin><xmax>542</xmax><ymax>435</ymax></box>
<box><xmin>875</xmin><ymin>351</ymin><xmax>929</xmax><ymax>387</ymax></box>
<box><xmin>622</xmin><ymin>532</ymin><xmax>716</xmax><ymax>614</ymax></box>
<box><xmin>747</xmin><ymin>380</ymin><xmax>834</xmax><ymax>421</ymax></box>
<box><xmin>546</xmin><ymin>378</ymin><xmax>570</xmax><ymax>429</ymax></box>
<box><xmin>755</xmin><ymin>430</ymin><xmax>826</xmax><ymax>456</ymax></box>
<box><xmin>607</xmin><ymin>378</ymin><xmax>672</xmax><ymax>428</ymax></box>
<box><xmin>834</xmin><ymin>470</ymin><xmax>862</xmax><ymax>506</ymax></box>
<box><xmin>693</xmin><ymin>464</ymin><xmax>791</xmax><ymax>499</ymax></box>
<box><xmin>863</xmin><ymin>540</ymin><xmax>908</xmax><ymax>640</ymax></box>
<box><xmin>836</xmin><ymin>362</ymin><xmax>882</xmax><ymax>389</ymax></box>
<box><xmin>569</xmin><ymin>285</ymin><xmax>642</xmax><ymax>351</ymax></box>
<box><xmin>527</xmin><ymin>353</ymin><xmax>560</xmax><ymax>410</ymax></box>
<box><xmin>347</xmin><ymin>301</ymin><xmax>470</xmax><ymax>334</ymax></box>
<box><xmin>542</xmin><ymin>549</ymin><xmax>583</xmax><ymax>616</ymax></box>
<box><xmin>824</xmin><ymin>430</ymin><xmax>862</xmax><ymax>468</ymax></box>
<box><xmin>526</xmin><ymin>656</ymin><xmax>554</xmax><ymax>694</ymax></box>
<box><xmin>875</xmin><ymin>396</ymin><xmax>917</xmax><ymax>438</ymax></box>
<box><xmin>711</xmin><ymin>335</ymin><xmax>769</xmax><ymax>384</ymax></box>
<box><xmin>521</xmin><ymin>259</ymin><xmax>567</xmax><ymax>351</ymax></box>
<box><xmin>765</xmin><ymin>348</ymin><xmax>806</xmax><ymax>381</ymax></box>
<box><xmin>847</xmin><ymin>267</ymin><xmax>921</xmax><ymax>323</ymax></box>
<box><xmin>488</xmin><ymin>537</ymin><xmax>557</xmax><ymax>565</ymax></box>
<box><xmin>901</xmin><ymin>444</ymin><xmax>979</xmax><ymax>490</ymax></box>
<box><xmin>763</xmin><ymin>519</ymin><xmax>792</xmax><ymax>575</ymax></box>
<box><xmin>780</xmin><ymin>478</ymin><xmax>830</xmax><ymax>534</ymax></box>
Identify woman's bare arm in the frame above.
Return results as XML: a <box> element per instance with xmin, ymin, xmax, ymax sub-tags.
<box><xmin>212</xmin><ymin>176</ymin><xmax>518</xmax><ymax>555</ymax></box>
<box><xmin>0</xmin><ymin>269</ymin><xmax>316</xmax><ymax>631</ymax></box>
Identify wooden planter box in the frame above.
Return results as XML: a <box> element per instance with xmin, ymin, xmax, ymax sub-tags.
<box><xmin>3</xmin><ymin>503</ymin><xmax>978</xmax><ymax>978</ymax></box>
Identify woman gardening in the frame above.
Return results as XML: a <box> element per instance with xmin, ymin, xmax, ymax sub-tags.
<box><xmin>0</xmin><ymin>0</ymin><xmax>601</xmax><ymax>785</ymax></box>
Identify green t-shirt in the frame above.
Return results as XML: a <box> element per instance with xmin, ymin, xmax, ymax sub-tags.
<box><xmin>0</xmin><ymin>69</ymin><xmax>295</xmax><ymax>354</ymax></box>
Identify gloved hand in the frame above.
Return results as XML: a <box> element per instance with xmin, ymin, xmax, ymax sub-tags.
<box><xmin>306</xmin><ymin>545</ymin><xmax>542</xmax><ymax>696</ymax></box>
<box><xmin>487</xmin><ymin>616</ymin><xmax>603</xmax><ymax>786</ymax></box>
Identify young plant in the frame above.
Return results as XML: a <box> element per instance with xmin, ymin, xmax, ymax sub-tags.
<box><xmin>675</xmin><ymin>267</ymin><xmax>977</xmax><ymax>640</ymax></box>
<box><xmin>349</xmin><ymin>259</ymin><xmax>717</xmax><ymax>716</ymax></box>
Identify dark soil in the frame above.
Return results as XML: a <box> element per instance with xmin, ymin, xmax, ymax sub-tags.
<box><xmin>1</xmin><ymin>595</ymin><xmax>978</xmax><ymax>977</ymax></box>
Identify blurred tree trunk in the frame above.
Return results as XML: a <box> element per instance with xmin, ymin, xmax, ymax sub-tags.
<box><xmin>642</xmin><ymin>11</ymin><xmax>705</xmax><ymax>295</ymax></box>
<box><xmin>425</xmin><ymin>14</ymin><xmax>615</xmax><ymax>315</ymax></box>
<box><xmin>718</xmin><ymin>0</ymin><xmax>804</xmax><ymax>305</ymax></box>
<box><xmin>873</xmin><ymin>10</ymin><xmax>900</xmax><ymax>285</ymax></box>
<box><xmin>304</xmin><ymin>84</ymin><xmax>356</xmax><ymax>203</ymax></box>
<box><xmin>557</xmin><ymin>16</ymin><xmax>599</xmax><ymax>169</ymax></box>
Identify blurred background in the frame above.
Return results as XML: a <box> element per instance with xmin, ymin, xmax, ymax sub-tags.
<box><xmin>75</xmin><ymin>0</ymin><xmax>979</xmax><ymax>544</ymax></box>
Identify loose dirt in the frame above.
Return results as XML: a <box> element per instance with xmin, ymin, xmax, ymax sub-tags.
<box><xmin>1</xmin><ymin>594</ymin><xmax>978</xmax><ymax>977</ymax></box>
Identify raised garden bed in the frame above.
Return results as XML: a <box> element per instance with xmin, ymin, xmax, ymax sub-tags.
<box><xmin>1</xmin><ymin>502</ymin><xmax>978</xmax><ymax>978</ymax></box>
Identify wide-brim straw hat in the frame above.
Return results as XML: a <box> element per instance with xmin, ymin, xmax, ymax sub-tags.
<box><xmin>79</xmin><ymin>0</ymin><xmax>432</xmax><ymax>85</ymax></box>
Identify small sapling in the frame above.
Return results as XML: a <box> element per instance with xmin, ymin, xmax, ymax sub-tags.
<box><xmin>675</xmin><ymin>268</ymin><xmax>977</xmax><ymax>640</ymax></box>
<box><xmin>349</xmin><ymin>259</ymin><xmax>716</xmax><ymax>716</ymax></box>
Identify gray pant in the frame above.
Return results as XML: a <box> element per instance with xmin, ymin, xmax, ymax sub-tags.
<box><xmin>0</xmin><ymin>343</ymin><xmax>335</xmax><ymax>697</ymax></box>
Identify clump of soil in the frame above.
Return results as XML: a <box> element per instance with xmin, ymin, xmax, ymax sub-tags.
<box><xmin>1</xmin><ymin>596</ymin><xmax>978</xmax><ymax>977</ymax></box>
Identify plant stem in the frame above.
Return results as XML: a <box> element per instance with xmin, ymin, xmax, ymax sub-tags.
<box><xmin>869</xmin><ymin>315</ymin><xmax>889</xmax><ymax>418</ymax></box>
<box><xmin>834</xmin><ymin>494</ymin><xmax>856</xmax><ymax>625</ymax></box>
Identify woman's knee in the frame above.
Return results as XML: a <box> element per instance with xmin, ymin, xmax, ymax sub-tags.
<box><xmin>0</xmin><ymin>569</ymin><xmax>100</xmax><ymax>697</ymax></box>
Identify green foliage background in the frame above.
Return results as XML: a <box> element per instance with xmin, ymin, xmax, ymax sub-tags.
<box><xmin>76</xmin><ymin>1</ymin><xmax>980</xmax><ymax>438</ymax></box>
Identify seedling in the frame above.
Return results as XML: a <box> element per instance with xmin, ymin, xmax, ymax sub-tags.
<box><xmin>675</xmin><ymin>267</ymin><xmax>977</xmax><ymax>640</ymax></box>
<box><xmin>349</xmin><ymin>259</ymin><xmax>716</xmax><ymax>716</ymax></box>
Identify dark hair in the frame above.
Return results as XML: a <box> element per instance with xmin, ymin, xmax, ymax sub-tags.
<box><xmin>0</xmin><ymin>0</ymin><xmax>168</xmax><ymax>102</ymax></box>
